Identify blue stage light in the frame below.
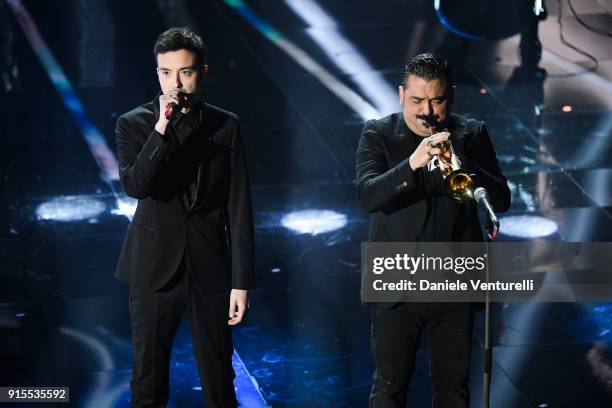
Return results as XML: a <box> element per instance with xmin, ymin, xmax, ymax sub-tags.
<box><xmin>281</xmin><ymin>209</ymin><xmax>347</xmax><ymax>235</ymax></box>
<box><xmin>111</xmin><ymin>195</ymin><xmax>138</xmax><ymax>220</ymax></box>
<box><xmin>499</xmin><ymin>215</ymin><xmax>559</xmax><ymax>238</ymax></box>
<box><xmin>36</xmin><ymin>196</ymin><xmax>106</xmax><ymax>222</ymax></box>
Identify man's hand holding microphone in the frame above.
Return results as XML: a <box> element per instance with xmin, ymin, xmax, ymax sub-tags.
<box><xmin>155</xmin><ymin>89</ymin><xmax>190</xmax><ymax>135</ymax></box>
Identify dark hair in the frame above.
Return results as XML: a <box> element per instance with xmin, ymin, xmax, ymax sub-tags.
<box><xmin>401</xmin><ymin>53</ymin><xmax>453</xmax><ymax>88</ymax></box>
<box><xmin>153</xmin><ymin>27</ymin><xmax>207</xmax><ymax>67</ymax></box>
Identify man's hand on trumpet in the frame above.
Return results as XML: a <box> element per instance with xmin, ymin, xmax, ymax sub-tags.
<box><xmin>409</xmin><ymin>131</ymin><xmax>451</xmax><ymax>171</ymax></box>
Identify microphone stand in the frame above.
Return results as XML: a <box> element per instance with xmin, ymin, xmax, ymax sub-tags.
<box><xmin>424</xmin><ymin>115</ymin><xmax>497</xmax><ymax>406</ymax></box>
<box><xmin>482</xmin><ymin>215</ymin><xmax>497</xmax><ymax>408</ymax></box>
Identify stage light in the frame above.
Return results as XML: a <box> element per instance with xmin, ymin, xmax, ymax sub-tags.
<box><xmin>5</xmin><ymin>0</ymin><xmax>119</xmax><ymax>181</ymax></box>
<box><xmin>111</xmin><ymin>196</ymin><xmax>137</xmax><ymax>220</ymax></box>
<box><xmin>479</xmin><ymin>88</ymin><xmax>488</xmax><ymax>94</ymax></box>
<box><xmin>225</xmin><ymin>0</ymin><xmax>380</xmax><ymax>120</ymax></box>
<box><xmin>498</xmin><ymin>215</ymin><xmax>558</xmax><ymax>238</ymax></box>
<box><xmin>562</xmin><ymin>105</ymin><xmax>572</xmax><ymax>112</ymax></box>
<box><xmin>36</xmin><ymin>196</ymin><xmax>106</xmax><ymax>222</ymax></box>
<box><xmin>285</xmin><ymin>0</ymin><xmax>397</xmax><ymax>115</ymax></box>
<box><xmin>281</xmin><ymin>209</ymin><xmax>347</xmax><ymax>235</ymax></box>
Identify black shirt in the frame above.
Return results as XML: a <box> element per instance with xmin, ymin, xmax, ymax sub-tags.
<box><xmin>169</xmin><ymin>103</ymin><xmax>202</xmax><ymax>210</ymax></box>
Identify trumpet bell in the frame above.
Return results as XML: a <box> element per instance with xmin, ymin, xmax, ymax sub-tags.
<box><xmin>443</xmin><ymin>169</ymin><xmax>475</xmax><ymax>203</ymax></box>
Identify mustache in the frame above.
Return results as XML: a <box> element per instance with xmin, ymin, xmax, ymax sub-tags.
<box><xmin>415</xmin><ymin>114</ymin><xmax>440</xmax><ymax>128</ymax></box>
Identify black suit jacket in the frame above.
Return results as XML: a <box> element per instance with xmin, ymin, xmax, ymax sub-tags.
<box><xmin>356</xmin><ymin>112</ymin><xmax>510</xmax><ymax>308</ymax></box>
<box><xmin>115</xmin><ymin>95</ymin><xmax>255</xmax><ymax>292</ymax></box>
<box><xmin>356</xmin><ymin>112</ymin><xmax>510</xmax><ymax>243</ymax></box>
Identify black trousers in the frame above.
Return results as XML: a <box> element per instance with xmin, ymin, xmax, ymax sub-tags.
<box><xmin>129</xmin><ymin>255</ymin><xmax>236</xmax><ymax>407</ymax></box>
<box><xmin>369</xmin><ymin>303</ymin><xmax>475</xmax><ymax>408</ymax></box>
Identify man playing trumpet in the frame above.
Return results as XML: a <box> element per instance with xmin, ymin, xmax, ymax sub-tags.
<box><xmin>356</xmin><ymin>53</ymin><xmax>511</xmax><ymax>407</ymax></box>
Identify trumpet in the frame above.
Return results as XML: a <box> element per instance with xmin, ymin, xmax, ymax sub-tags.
<box><xmin>428</xmin><ymin>127</ymin><xmax>475</xmax><ymax>203</ymax></box>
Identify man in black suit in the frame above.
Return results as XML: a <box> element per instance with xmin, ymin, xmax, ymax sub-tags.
<box><xmin>115</xmin><ymin>27</ymin><xmax>254</xmax><ymax>407</ymax></box>
<box><xmin>356</xmin><ymin>54</ymin><xmax>510</xmax><ymax>407</ymax></box>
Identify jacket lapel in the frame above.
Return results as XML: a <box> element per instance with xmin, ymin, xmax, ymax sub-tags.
<box><xmin>446</xmin><ymin>113</ymin><xmax>470</xmax><ymax>163</ymax></box>
<box><xmin>394</xmin><ymin>114</ymin><xmax>430</xmax><ymax>237</ymax></box>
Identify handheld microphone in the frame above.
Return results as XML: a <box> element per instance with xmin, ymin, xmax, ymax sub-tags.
<box><xmin>164</xmin><ymin>91</ymin><xmax>197</xmax><ymax>120</ymax></box>
<box><xmin>474</xmin><ymin>187</ymin><xmax>500</xmax><ymax>240</ymax></box>
<box><xmin>165</xmin><ymin>102</ymin><xmax>177</xmax><ymax>120</ymax></box>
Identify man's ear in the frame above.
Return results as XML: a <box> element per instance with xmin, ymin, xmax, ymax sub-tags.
<box><xmin>399</xmin><ymin>85</ymin><xmax>404</xmax><ymax>105</ymax></box>
<box><xmin>448</xmin><ymin>85</ymin><xmax>456</xmax><ymax>105</ymax></box>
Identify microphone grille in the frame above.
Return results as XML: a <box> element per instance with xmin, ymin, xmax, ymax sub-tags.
<box><xmin>473</xmin><ymin>187</ymin><xmax>488</xmax><ymax>202</ymax></box>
